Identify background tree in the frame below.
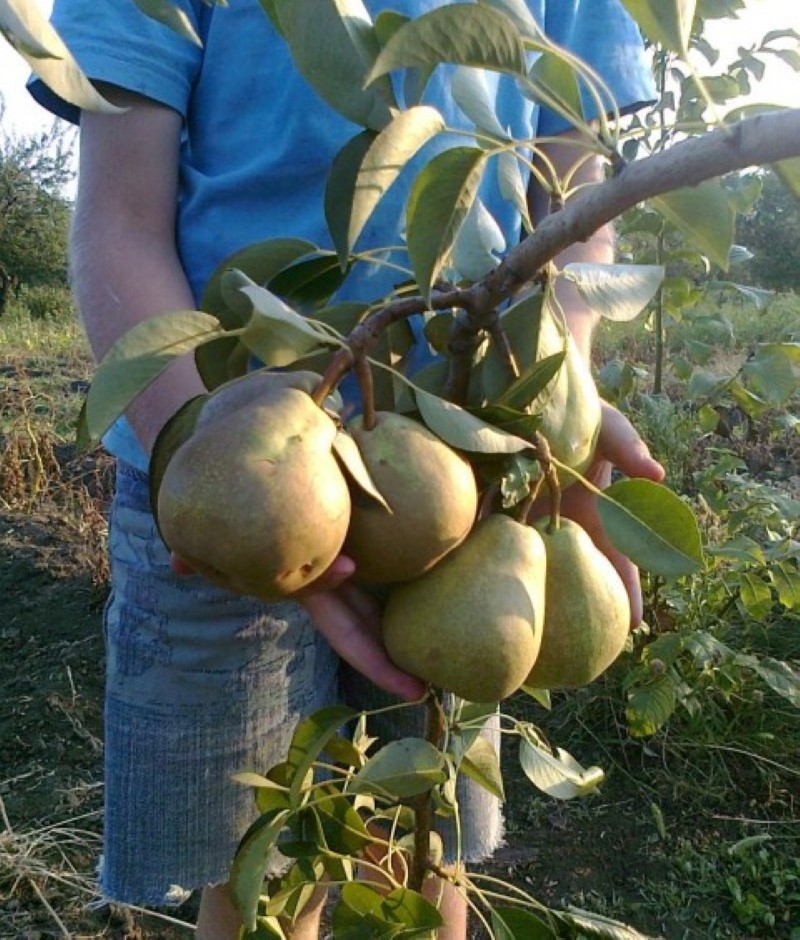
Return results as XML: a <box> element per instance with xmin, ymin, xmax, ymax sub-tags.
<box><xmin>737</xmin><ymin>168</ymin><xmax>800</xmax><ymax>292</ymax></box>
<box><xmin>0</xmin><ymin>101</ymin><xmax>74</xmax><ymax>313</ymax></box>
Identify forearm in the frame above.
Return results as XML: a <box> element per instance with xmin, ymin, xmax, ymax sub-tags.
<box><xmin>71</xmin><ymin>215</ymin><xmax>206</xmax><ymax>455</ymax></box>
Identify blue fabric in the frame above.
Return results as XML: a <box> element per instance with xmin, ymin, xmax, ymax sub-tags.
<box><xmin>31</xmin><ymin>0</ymin><xmax>654</xmax><ymax>471</ymax></box>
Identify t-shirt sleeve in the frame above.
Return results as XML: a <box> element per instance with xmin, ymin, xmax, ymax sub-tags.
<box><xmin>538</xmin><ymin>0</ymin><xmax>656</xmax><ymax>136</ymax></box>
<box><xmin>27</xmin><ymin>0</ymin><xmax>205</xmax><ymax>124</ymax></box>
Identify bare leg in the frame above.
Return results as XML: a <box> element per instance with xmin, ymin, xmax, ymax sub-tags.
<box><xmin>196</xmin><ymin>881</ymin><xmax>328</xmax><ymax>940</ymax></box>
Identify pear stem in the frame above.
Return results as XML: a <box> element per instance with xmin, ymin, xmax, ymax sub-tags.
<box><xmin>354</xmin><ymin>354</ymin><xmax>378</xmax><ymax>431</ymax></box>
<box><xmin>534</xmin><ymin>431</ymin><xmax>561</xmax><ymax>532</ymax></box>
<box><xmin>410</xmin><ymin>689</ymin><xmax>446</xmax><ymax>893</ymax></box>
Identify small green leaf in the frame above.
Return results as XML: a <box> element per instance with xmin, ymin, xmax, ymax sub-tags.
<box><xmin>130</xmin><ymin>0</ymin><xmax>201</xmax><ymax>45</ymax></box>
<box><xmin>332</xmin><ymin>432</ymin><xmax>392</xmax><ymax>511</ymax></box>
<box><xmin>286</xmin><ymin>705</ymin><xmax>357</xmax><ymax>807</ymax></box>
<box><xmin>594</xmin><ymin>479</ymin><xmax>705</xmax><ymax>580</ymax></box>
<box><xmin>738</xmin><ymin>573</ymin><xmax>773</xmax><ymax>620</ymax></box>
<box><xmin>626</xmin><ymin>675</ymin><xmax>677</xmax><ymax>738</ymax></box>
<box><xmin>367</xmin><ymin>4</ymin><xmax>528</xmax><ymax>84</ymax></box>
<box><xmin>518</xmin><ymin>732</ymin><xmax>604</xmax><ymax>800</ymax></box>
<box><xmin>494</xmin><ymin>352</ymin><xmax>565</xmax><ymax>409</ymax></box>
<box><xmin>527</xmin><ymin>50</ymin><xmax>584</xmax><ymax>125</ymax></box>
<box><xmin>351</xmin><ymin>738</ymin><xmax>446</xmax><ymax>799</ymax></box>
<box><xmin>618</xmin><ymin>0</ymin><xmax>696</xmax><ymax>54</ymax></box>
<box><xmin>492</xmin><ymin>906</ymin><xmax>557</xmax><ymax>940</ymax></box>
<box><xmin>85</xmin><ymin>311</ymin><xmax>223</xmax><ymax>443</ymax></box>
<box><xmin>406</xmin><ymin>146</ymin><xmax>487</xmax><ymax>299</ymax></box>
<box><xmin>771</xmin><ymin>562</ymin><xmax>800</xmax><ymax>610</ymax></box>
<box><xmin>414</xmin><ymin>386</ymin><xmax>531</xmax><ymax>454</ymax></box>
<box><xmin>313</xmin><ymin>793</ymin><xmax>373</xmax><ymax>855</ymax></box>
<box><xmin>459</xmin><ymin>734</ymin><xmax>505</xmax><ymax>800</ymax></box>
<box><xmin>562</xmin><ymin>264</ymin><xmax>665</xmax><ymax>322</ymax></box>
<box><xmin>652</xmin><ymin>180</ymin><xmax>735</xmax><ymax>271</ymax></box>
<box><xmin>230</xmin><ymin>809</ymin><xmax>292</xmax><ymax>932</ymax></box>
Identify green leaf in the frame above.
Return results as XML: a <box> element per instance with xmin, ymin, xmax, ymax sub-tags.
<box><xmin>451</xmin><ymin>66</ymin><xmax>510</xmax><ymax>139</ymax></box>
<box><xmin>351</xmin><ymin>738</ymin><xmax>446</xmax><ymax>799</ymax></box>
<box><xmin>652</xmin><ymin>179</ymin><xmax>735</xmax><ymax>271</ymax></box>
<box><xmin>1</xmin><ymin>0</ymin><xmax>124</xmax><ymax>112</ymax></box>
<box><xmin>562</xmin><ymin>264</ymin><xmax>665</xmax><ymax>322</ymax></box>
<box><xmin>492</xmin><ymin>906</ymin><xmax>557</xmax><ymax>940</ymax></box>
<box><xmin>326</xmin><ymin>108</ymin><xmax>445</xmax><ymax>264</ymax></box>
<box><xmin>451</xmin><ymin>197</ymin><xmax>507</xmax><ymax>280</ymax></box>
<box><xmin>286</xmin><ymin>705</ymin><xmax>357</xmax><ymax>808</ymax></box>
<box><xmin>413</xmin><ymin>386</ymin><xmax>532</xmax><ymax>454</ymax></box>
<box><xmin>230</xmin><ymin>809</ymin><xmax>293</xmax><ymax>932</ymax></box>
<box><xmin>130</xmin><ymin>0</ymin><xmax>202</xmax><ymax>45</ymax></box>
<box><xmin>738</xmin><ymin>573</ymin><xmax>773</xmax><ymax>620</ymax></box>
<box><xmin>774</xmin><ymin>156</ymin><xmax>800</xmax><ymax>200</ymax></box>
<box><xmin>618</xmin><ymin>0</ymin><xmax>696</xmax><ymax>54</ymax></box>
<box><xmin>743</xmin><ymin>344</ymin><xmax>800</xmax><ymax>406</ymax></box>
<box><xmin>771</xmin><ymin>562</ymin><xmax>800</xmax><ymax>610</ymax></box>
<box><xmin>367</xmin><ymin>4</ymin><xmax>528</xmax><ymax>84</ymax></box>
<box><xmin>406</xmin><ymin>146</ymin><xmax>487</xmax><ymax>299</ymax></box>
<box><xmin>148</xmin><ymin>394</ymin><xmax>208</xmax><ymax>537</ymax></box>
<box><xmin>626</xmin><ymin>674</ymin><xmax>677</xmax><ymax>737</ymax></box>
<box><xmin>332</xmin><ymin>431</ymin><xmax>392</xmax><ymax>511</ymax></box>
<box><xmin>313</xmin><ymin>792</ymin><xmax>373</xmax><ymax>855</ymax></box>
<box><xmin>494</xmin><ymin>352</ymin><xmax>565</xmax><ymax>410</ymax></box>
<box><xmin>738</xmin><ymin>657</ymin><xmax>800</xmax><ymax>707</ymax></box>
<box><xmin>381</xmin><ymin>887</ymin><xmax>444</xmax><ymax>933</ymax></box>
<box><xmin>459</xmin><ymin>734</ymin><xmax>505</xmax><ymax>800</ymax></box>
<box><xmin>518</xmin><ymin>731</ymin><xmax>604</xmax><ymax>800</ymax></box>
<box><xmin>594</xmin><ymin>479</ymin><xmax>705</xmax><ymax>580</ymax></box>
<box><xmin>275</xmin><ymin>0</ymin><xmax>394</xmax><ymax>130</ymax></box>
<box><xmin>527</xmin><ymin>50</ymin><xmax>584</xmax><ymax>125</ymax></box>
<box><xmin>558</xmin><ymin>905</ymin><xmax>660</xmax><ymax>939</ymax></box>
<box><xmin>238</xmin><ymin>283</ymin><xmax>340</xmax><ymax>368</ymax></box>
<box><xmin>85</xmin><ymin>311</ymin><xmax>223</xmax><ymax>443</ymax></box>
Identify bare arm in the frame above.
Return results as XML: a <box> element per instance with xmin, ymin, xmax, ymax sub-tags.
<box><xmin>72</xmin><ymin>88</ymin><xmax>206</xmax><ymax>455</ymax></box>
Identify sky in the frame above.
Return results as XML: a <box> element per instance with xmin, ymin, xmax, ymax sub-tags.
<box><xmin>0</xmin><ymin>0</ymin><xmax>798</xmax><ymax>141</ymax></box>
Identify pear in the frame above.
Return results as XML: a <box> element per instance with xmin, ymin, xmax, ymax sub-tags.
<box><xmin>524</xmin><ymin>519</ymin><xmax>630</xmax><ymax>689</ymax></box>
<box><xmin>196</xmin><ymin>369</ymin><xmax>328</xmax><ymax>429</ymax></box>
<box><xmin>343</xmin><ymin>412</ymin><xmax>478</xmax><ymax>583</ymax></box>
<box><xmin>157</xmin><ymin>385</ymin><xmax>351</xmax><ymax>599</ymax></box>
<box><xmin>382</xmin><ymin>514</ymin><xmax>546</xmax><ymax>702</ymax></box>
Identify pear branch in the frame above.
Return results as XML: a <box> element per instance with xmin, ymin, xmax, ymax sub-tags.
<box><xmin>318</xmin><ymin>108</ymin><xmax>800</xmax><ymax>404</ymax></box>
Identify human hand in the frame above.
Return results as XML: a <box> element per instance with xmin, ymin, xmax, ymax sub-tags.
<box><xmin>530</xmin><ymin>401</ymin><xmax>665</xmax><ymax>627</ymax></box>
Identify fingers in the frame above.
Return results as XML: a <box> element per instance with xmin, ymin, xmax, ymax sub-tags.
<box><xmin>301</xmin><ymin>590</ymin><xmax>427</xmax><ymax>702</ymax></box>
<box><xmin>598</xmin><ymin>402</ymin><xmax>665</xmax><ymax>483</ymax></box>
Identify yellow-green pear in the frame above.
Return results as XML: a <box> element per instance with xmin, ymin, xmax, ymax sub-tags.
<box><xmin>196</xmin><ymin>369</ymin><xmax>329</xmax><ymax>429</ymax></box>
<box><xmin>343</xmin><ymin>412</ymin><xmax>478</xmax><ymax>583</ymax></box>
<box><xmin>382</xmin><ymin>514</ymin><xmax>546</xmax><ymax>702</ymax></box>
<box><xmin>157</xmin><ymin>385</ymin><xmax>351</xmax><ymax>600</ymax></box>
<box><xmin>524</xmin><ymin>518</ymin><xmax>630</xmax><ymax>689</ymax></box>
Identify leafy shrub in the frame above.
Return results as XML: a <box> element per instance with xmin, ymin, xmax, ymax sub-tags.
<box><xmin>13</xmin><ymin>284</ymin><xmax>74</xmax><ymax>321</ymax></box>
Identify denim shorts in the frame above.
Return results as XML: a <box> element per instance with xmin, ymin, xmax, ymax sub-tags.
<box><xmin>101</xmin><ymin>461</ymin><xmax>502</xmax><ymax>906</ymax></box>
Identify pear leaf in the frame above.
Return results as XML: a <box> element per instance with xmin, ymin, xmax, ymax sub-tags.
<box><xmin>519</xmin><ymin>733</ymin><xmax>604</xmax><ymax>800</ymax></box>
<box><xmin>559</xmin><ymin>905</ymin><xmax>660</xmax><ymax>939</ymax></box>
<box><xmin>326</xmin><ymin>107</ymin><xmax>445</xmax><ymax>264</ymax></box>
<box><xmin>1</xmin><ymin>0</ymin><xmax>123</xmax><ymax>112</ymax></box>
<box><xmin>130</xmin><ymin>0</ymin><xmax>202</xmax><ymax>46</ymax></box>
<box><xmin>594</xmin><ymin>478</ymin><xmax>705</xmax><ymax>580</ymax></box>
<box><xmin>618</xmin><ymin>0</ymin><xmax>695</xmax><ymax>54</ymax></box>
<box><xmin>367</xmin><ymin>3</ymin><xmax>528</xmax><ymax>84</ymax></box>
<box><xmin>497</xmin><ymin>150</ymin><xmax>532</xmax><ymax>232</ymax></box>
<box><xmin>332</xmin><ymin>432</ymin><xmax>392</xmax><ymax>512</ymax></box>
<box><xmin>451</xmin><ymin>197</ymin><xmax>507</xmax><ymax>281</ymax></box>
<box><xmin>451</xmin><ymin>66</ymin><xmax>509</xmax><ymax>139</ymax></box>
<box><xmin>492</xmin><ymin>906</ymin><xmax>557</xmax><ymax>940</ymax></box>
<box><xmin>351</xmin><ymin>738</ymin><xmax>446</xmax><ymax>799</ymax></box>
<box><xmin>413</xmin><ymin>386</ymin><xmax>532</xmax><ymax>454</ymax></box>
<box><xmin>561</xmin><ymin>264</ymin><xmax>665</xmax><ymax>322</ymax></box>
<box><xmin>85</xmin><ymin>311</ymin><xmax>223</xmax><ymax>443</ymax></box>
<box><xmin>652</xmin><ymin>180</ymin><xmax>735</xmax><ymax>271</ymax></box>
<box><xmin>406</xmin><ymin>146</ymin><xmax>487</xmax><ymax>299</ymax></box>
<box><xmin>230</xmin><ymin>808</ymin><xmax>293</xmax><ymax>932</ymax></box>
<box><xmin>460</xmin><ymin>734</ymin><xmax>505</xmax><ymax>800</ymax></box>
<box><xmin>625</xmin><ymin>674</ymin><xmax>677</xmax><ymax>738</ymax></box>
<box><xmin>275</xmin><ymin>0</ymin><xmax>394</xmax><ymax>130</ymax></box>
<box><xmin>286</xmin><ymin>705</ymin><xmax>357</xmax><ymax>808</ymax></box>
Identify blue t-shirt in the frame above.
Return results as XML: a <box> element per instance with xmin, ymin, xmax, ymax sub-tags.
<box><xmin>31</xmin><ymin>0</ymin><xmax>654</xmax><ymax>470</ymax></box>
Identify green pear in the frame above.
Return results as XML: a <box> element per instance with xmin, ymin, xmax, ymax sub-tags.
<box><xmin>343</xmin><ymin>412</ymin><xmax>478</xmax><ymax>583</ymax></box>
<box><xmin>524</xmin><ymin>519</ymin><xmax>630</xmax><ymax>689</ymax></box>
<box><xmin>196</xmin><ymin>369</ymin><xmax>329</xmax><ymax>429</ymax></box>
<box><xmin>157</xmin><ymin>385</ymin><xmax>351</xmax><ymax>600</ymax></box>
<box><xmin>382</xmin><ymin>514</ymin><xmax>546</xmax><ymax>702</ymax></box>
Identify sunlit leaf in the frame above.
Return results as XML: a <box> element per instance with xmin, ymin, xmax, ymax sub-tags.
<box><xmin>743</xmin><ymin>343</ymin><xmax>800</xmax><ymax>405</ymax></box>
<box><xmin>286</xmin><ymin>705</ymin><xmax>357</xmax><ymax>807</ymax></box>
<box><xmin>1</xmin><ymin>0</ymin><xmax>123</xmax><ymax>112</ymax></box>
<box><xmin>771</xmin><ymin>562</ymin><xmax>800</xmax><ymax>610</ymax></box>
<box><xmin>451</xmin><ymin>196</ymin><xmax>507</xmax><ymax>280</ymax></box>
<box><xmin>735</xmin><ymin>656</ymin><xmax>800</xmax><ymax>707</ymax></box>
<box><xmin>562</xmin><ymin>263</ymin><xmax>665</xmax><ymax>322</ymax></box>
<box><xmin>527</xmin><ymin>50</ymin><xmax>584</xmax><ymax>125</ymax></box>
<box><xmin>131</xmin><ymin>0</ymin><xmax>201</xmax><ymax>45</ymax></box>
<box><xmin>518</xmin><ymin>732</ymin><xmax>604</xmax><ymax>800</ymax></box>
<box><xmin>559</xmin><ymin>905</ymin><xmax>660</xmax><ymax>939</ymax></box>
<box><xmin>326</xmin><ymin>107</ymin><xmax>445</xmax><ymax>264</ymax></box>
<box><xmin>774</xmin><ymin>156</ymin><xmax>800</xmax><ymax>200</ymax></box>
<box><xmin>406</xmin><ymin>146</ymin><xmax>487</xmax><ymax>298</ymax></box>
<box><xmin>451</xmin><ymin>65</ymin><xmax>509</xmax><ymax>139</ymax></box>
<box><xmin>595</xmin><ymin>479</ymin><xmax>705</xmax><ymax>580</ymax></box>
<box><xmin>275</xmin><ymin>0</ymin><xmax>394</xmax><ymax>130</ymax></box>
<box><xmin>459</xmin><ymin>734</ymin><xmax>505</xmax><ymax>800</ymax></box>
<box><xmin>332</xmin><ymin>432</ymin><xmax>391</xmax><ymax>511</ymax></box>
<box><xmin>619</xmin><ymin>0</ymin><xmax>696</xmax><ymax>54</ymax></box>
<box><xmin>738</xmin><ymin>573</ymin><xmax>773</xmax><ymax>620</ymax></box>
<box><xmin>367</xmin><ymin>3</ymin><xmax>528</xmax><ymax>84</ymax></box>
<box><xmin>652</xmin><ymin>179</ymin><xmax>735</xmax><ymax>270</ymax></box>
<box><xmin>230</xmin><ymin>808</ymin><xmax>292</xmax><ymax>932</ymax></box>
<box><xmin>351</xmin><ymin>738</ymin><xmax>446</xmax><ymax>798</ymax></box>
<box><xmin>414</xmin><ymin>386</ymin><xmax>531</xmax><ymax>454</ymax></box>
<box><xmin>86</xmin><ymin>311</ymin><xmax>223</xmax><ymax>443</ymax></box>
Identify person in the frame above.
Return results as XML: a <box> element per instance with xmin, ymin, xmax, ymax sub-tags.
<box><xmin>29</xmin><ymin>1</ymin><xmax>663</xmax><ymax>937</ymax></box>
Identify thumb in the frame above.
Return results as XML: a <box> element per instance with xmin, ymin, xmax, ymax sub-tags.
<box><xmin>598</xmin><ymin>403</ymin><xmax>665</xmax><ymax>483</ymax></box>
